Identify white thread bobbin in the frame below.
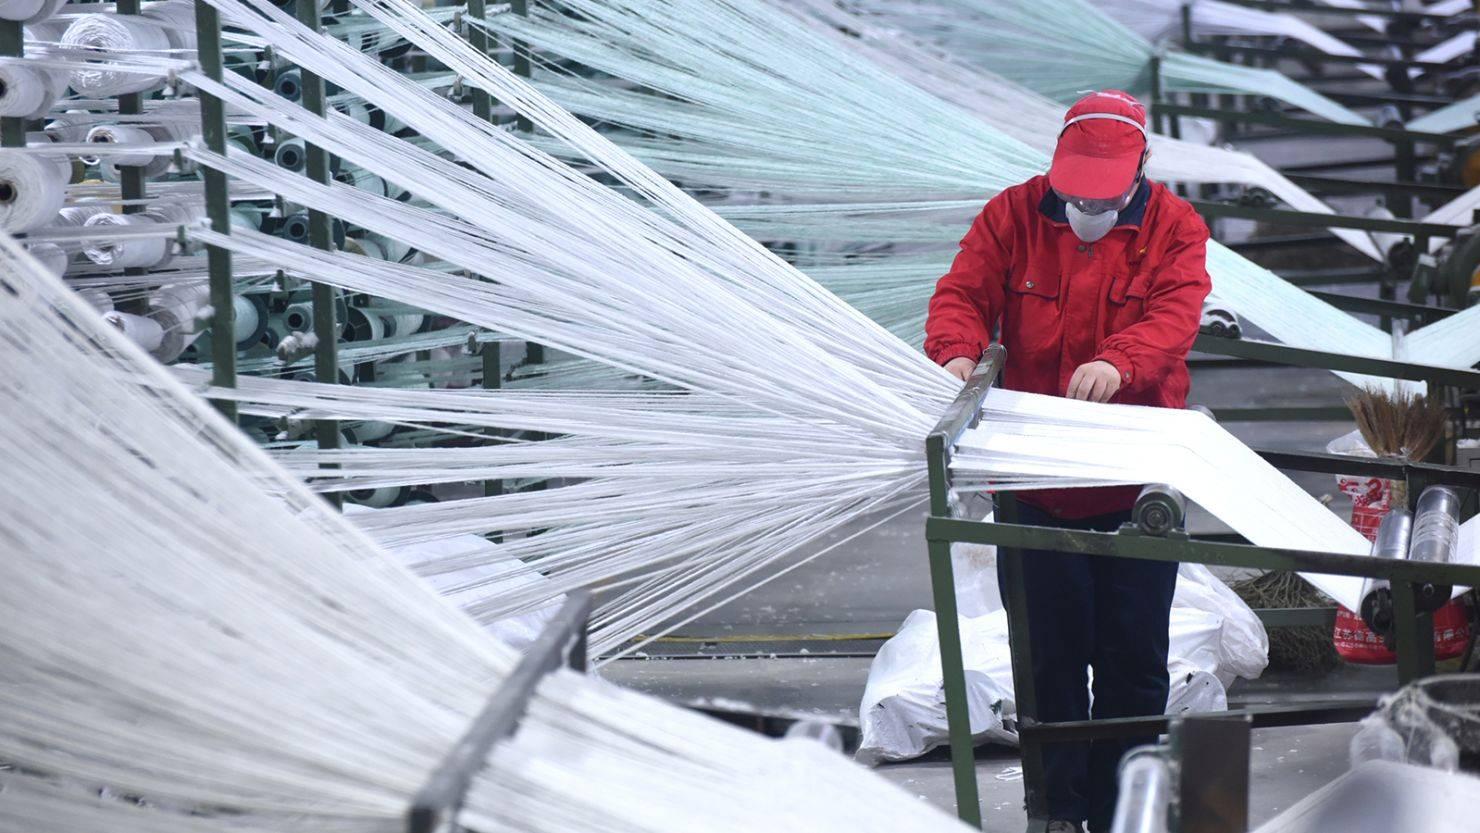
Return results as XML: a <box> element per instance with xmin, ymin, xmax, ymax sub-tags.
<box><xmin>25</xmin><ymin>242</ymin><xmax>68</xmax><ymax>276</ymax></box>
<box><xmin>101</xmin><ymin>310</ymin><xmax>165</xmax><ymax>353</ymax></box>
<box><xmin>82</xmin><ymin>213</ymin><xmax>172</xmax><ymax>269</ymax></box>
<box><xmin>0</xmin><ymin>149</ymin><xmax>66</xmax><ymax>233</ymax></box>
<box><xmin>0</xmin><ymin>63</ymin><xmax>53</xmax><ymax>117</ymax></box>
<box><xmin>84</xmin><ymin>124</ymin><xmax>165</xmax><ymax>167</ymax></box>
<box><xmin>62</xmin><ymin>13</ymin><xmax>174</xmax><ymax>96</ymax></box>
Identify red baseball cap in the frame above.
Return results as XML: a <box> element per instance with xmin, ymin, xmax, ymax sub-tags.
<box><xmin>1049</xmin><ymin>90</ymin><xmax>1149</xmax><ymax>201</ymax></box>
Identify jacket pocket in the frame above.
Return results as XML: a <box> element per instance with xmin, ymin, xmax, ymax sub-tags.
<box><xmin>1108</xmin><ymin>269</ymin><xmax>1151</xmax><ymax>305</ymax></box>
<box><xmin>1006</xmin><ymin>270</ymin><xmax>1061</xmax><ymax>300</ymax></box>
<box><xmin>1106</xmin><ymin>269</ymin><xmax>1152</xmax><ymax>335</ymax></box>
<box><xmin>1003</xmin><ymin>271</ymin><xmax>1062</xmax><ymax>351</ymax></box>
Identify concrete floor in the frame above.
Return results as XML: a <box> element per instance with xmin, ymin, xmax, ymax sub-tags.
<box><xmin>870</xmin><ymin>723</ymin><xmax>1362</xmax><ymax>830</ymax></box>
<box><xmin>599</xmin><ymin>84</ymin><xmax>1445</xmax><ymax>831</ymax></box>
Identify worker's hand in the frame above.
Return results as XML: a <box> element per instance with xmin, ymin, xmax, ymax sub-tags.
<box><xmin>944</xmin><ymin>356</ymin><xmax>977</xmax><ymax>382</ymax></box>
<box><xmin>1067</xmin><ymin>360</ymin><xmax>1122</xmax><ymax>403</ymax></box>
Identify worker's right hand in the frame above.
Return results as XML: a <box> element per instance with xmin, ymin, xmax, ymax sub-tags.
<box><xmin>944</xmin><ymin>356</ymin><xmax>977</xmax><ymax>382</ymax></box>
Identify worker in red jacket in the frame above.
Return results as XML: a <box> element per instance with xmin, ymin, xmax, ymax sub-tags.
<box><xmin>925</xmin><ymin>90</ymin><xmax>1211</xmax><ymax>833</ymax></box>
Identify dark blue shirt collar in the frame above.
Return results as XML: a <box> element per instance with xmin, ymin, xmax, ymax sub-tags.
<box><xmin>1038</xmin><ymin>178</ymin><xmax>1151</xmax><ymax>230</ymax></box>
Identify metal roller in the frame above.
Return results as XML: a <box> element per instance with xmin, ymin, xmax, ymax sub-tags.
<box><xmin>1358</xmin><ymin>509</ymin><xmax>1411</xmax><ymax>638</ymax></box>
<box><xmin>1133</xmin><ymin>484</ymin><xmax>1186</xmax><ymax>537</ymax></box>
<box><xmin>1408</xmin><ymin>486</ymin><xmax>1463</xmax><ymax>613</ymax></box>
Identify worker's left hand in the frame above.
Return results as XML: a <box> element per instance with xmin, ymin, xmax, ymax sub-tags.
<box><xmin>1066</xmin><ymin>360</ymin><xmax>1122</xmax><ymax>403</ymax></box>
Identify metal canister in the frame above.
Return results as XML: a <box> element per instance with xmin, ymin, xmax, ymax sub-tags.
<box><xmin>1359</xmin><ymin>510</ymin><xmax>1411</xmax><ymax>638</ymax></box>
<box><xmin>1408</xmin><ymin>486</ymin><xmax>1462</xmax><ymax>612</ymax></box>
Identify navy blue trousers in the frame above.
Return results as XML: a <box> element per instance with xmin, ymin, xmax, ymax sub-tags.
<box><xmin>998</xmin><ymin>501</ymin><xmax>1179</xmax><ymax>833</ymax></box>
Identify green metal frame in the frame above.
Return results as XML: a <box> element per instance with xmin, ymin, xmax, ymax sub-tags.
<box><xmin>461</xmin><ymin>0</ymin><xmax>507</xmax><ymax>509</ymax></box>
<box><xmin>0</xmin><ymin>19</ymin><xmax>23</xmax><ymax>149</ymax></box>
<box><xmin>195</xmin><ymin>0</ymin><xmax>239</xmax><ymax>422</ymax></box>
<box><xmin>1192</xmin><ymin>333</ymin><xmax>1480</xmax><ymax>389</ymax></box>
<box><xmin>924</xmin><ymin>349</ymin><xmax>1480</xmax><ymax>829</ymax></box>
<box><xmin>291</xmin><ymin>0</ymin><xmax>343</xmax><ymax>505</ymax></box>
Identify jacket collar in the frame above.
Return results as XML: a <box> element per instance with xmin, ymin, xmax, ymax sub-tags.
<box><xmin>1038</xmin><ymin>177</ymin><xmax>1152</xmax><ymax>230</ymax></box>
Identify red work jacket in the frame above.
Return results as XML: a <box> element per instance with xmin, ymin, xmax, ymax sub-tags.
<box><xmin>925</xmin><ymin>175</ymin><xmax>1212</xmax><ymax>519</ymax></box>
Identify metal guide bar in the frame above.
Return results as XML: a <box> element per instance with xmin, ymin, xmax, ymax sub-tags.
<box><xmin>1192</xmin><ymin>334</ymin><xmax>1480</xmax><ymax>389</ymax></box>
<box><xmin>405</xmin><ymin>592</ymin><xmax>592</xmax><ymax>833</ymax></box>
<box><xmin>1217</xmin><ymin>0</ymin><xmax>1476</xmax><ymax>23</ymax></box>
<box><xmin>1154</xmin><ymin>102</ymin><xmax>1463</xmax><ymax>146</ymax></box>
<box><xmin>1185</xmin><ymin>200</ymin><xmax>1461</xmax><ymax>238</ymax></box>
<box><xmin>1184</xmin><ymin>40</ymin><xmax>1463</xmax><ymax>72</ymax></box>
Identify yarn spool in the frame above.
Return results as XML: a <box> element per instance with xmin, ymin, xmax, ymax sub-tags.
<box><xmin>347</xmin><ymin>484</ymin><xmax>410</xmax><ymax>508</ymax></box>
<box><xmin>283</xmin><ymin>296</ymin><xmax>347</xmax><ymax>336</ymax></box>
<box><xmin>82</xmin><ymin>213</ymin><xmax>172</xmax><ymax>269</ymax></box>
<box><xmin>22</xmin><ymin>16</ymin><xmax>66</xmax><ymax>41</ymax></box>
<box><xmin>148</xmin><ymin>283</ymin><xmax>211</xmax><ymax>363</ymax></box>
<box><xmin>273</xmin><ymin>68</ymin><xmax>303</xmax><ymax>101</ymax></box>
<box><xmin>0</xmin><ymin>62</ymin><xmax>56</xmax><ymax>117</ymax></box>
<box><xmin>343</xmin><ymin>303</ymin><xmax>386</xmax><ymax>341</ymax></box>
<box><xmin>101</xmin><ymin>310</ymin><xmax>164</xmax><ymax>353</ymax></box>
<box><xmin>346</xmin><ymin>419</ymin><xmax>394</xmax><ymax>442</ymax></box>
<box><xmin>233</xmin><ymin>293</ymin><xmax>270</xmax><ymax>347</ymax></box>
<box><xmin>141</xmin><ymin>0</ymin><xmax>198</xmax><ymax>53</ymax></box>
<box><xmin>84</xmin><ymin>124</ymin><xmax>164</xmax><ymax>168</ymax></box>
<box><xmin>25</xmin><ymin>242</ymin><xmax>68</xmax><ymax>276</ymax></box>
<box><xmin>282</xmin><ymin>301</ymin><xmax>316</xmax><ymax>333</ymax></box>
<box><xmin>23</xmin><ymin>0</ymin><xmax>67</xmax><ymax>24</ymax></box>
<box><xmin>231</xmin><ymin>205</ymin><xmax>265</xmax><ymax>231</ymax></box>
<box><xmin>0</xmin><ymin>150</ymin><xmax>66</xmax><ymax>233</ymax></box>
<box><xmin>49</xmin><ymin>205</ymin><xmax>107</xmax><ymax>252</ymax></box>
<box><xmin>62</xmin><ymin>13</ymin><xmax>175</xmax><ymax>96</ymax></box>
<box><xmin>42</xmin><ymin>112</ymin><xmax>91</xmax><ymax>144</ymax></box>
<box><xmin>0</xmin><ymin>0</ymin><xmax>46</xmax><ymax>22</ymax></box>
<box><xmin>273</xmin><ymin>137</ymin><xmax>309</xmax><ymax>172</ymax></box>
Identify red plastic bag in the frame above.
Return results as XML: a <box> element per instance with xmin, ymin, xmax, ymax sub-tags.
<box><xmin>1334</xmin><ymin>601</ymin><xmax>1470</xmax><ymax>665</ymax></box>
<box><xmin>1328</xmin><ymin>475</ymin><xmax>1469</xmax><ymax>663</ymax></box>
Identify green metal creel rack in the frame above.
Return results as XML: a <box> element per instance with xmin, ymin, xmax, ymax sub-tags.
<box><xmin>924</xmin><ymin>348</ymin><xmax>1480</xmax><ymax>831</ymax></box>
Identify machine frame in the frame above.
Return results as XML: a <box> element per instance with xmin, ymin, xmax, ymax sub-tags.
<box><xmin>924</xmin><ymin>348</ymin><xmax>1480</xmax><ymax>830</ymax></box>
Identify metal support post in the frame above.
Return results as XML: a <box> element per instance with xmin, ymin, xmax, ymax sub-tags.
<box><xmin>482</xmin><ymin>340</ymin><xmax>504</xmax><ymax>534</ymax></box>
<box><xmin>1</xmin><ymin>20</ymin><xmax>24</xmax><ymax>148</ymax></box>
<box><xmin>508</xmin><ymin>0</ymin><xmax>543</xmax><ymax>366</ymax></box>
<box><xmin>923</xmin><ymin>345</ymin><xmax>1005</xmax><ymax>829</ymax></box>
<box><xmin>996</xmin><ymin>493</ymin><xmax>1048</xmax><ymax>823</ymax></box>
<box><xmin>194</xmin><ymin>0</ymin><xmax>238</xmax><ymax>422</ymax></box>
<box><xmin>510</xmin><ymin>0</ymin><xmax>533</xmax><ymax>134</ymax></box>
<box><xmin>1392</xmin><ymin>580</ymin><xmax>1437</xmax><ymax>684</ymax></box>
<box><xmin>462</xmin><ymin>0</ymin><xmax>508</xmax><ymax>509</ymax></box>
<box><xmin>466</xmin><ymin>0</ymin><xmax>497</xmax><ymax>123</ymax></box>
<box><xmin>1148</xmin><ymin>54</ymin><xmax>1165</xmax><ymax>136</ymax></box>
<box><xmin>293</xmin><ymin>0</ymin><xmax>342</xmax><ymax>504</ymax></box>
<box><xmin>116</xmin><ymin>0</ymin><xmax>150</xmax><ymax>313</ymax></box>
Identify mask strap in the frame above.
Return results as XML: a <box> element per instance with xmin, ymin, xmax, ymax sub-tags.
<box><xmin>1059</xmin><ymin>111</ymin><xmax>1149</xmax><ymax>140</ymax></box>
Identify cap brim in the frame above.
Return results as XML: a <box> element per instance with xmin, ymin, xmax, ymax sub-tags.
<box><xmin>1048</xmin><ymin>147</ymin><xmax>1142</xmax><ymax>201</ymax></box>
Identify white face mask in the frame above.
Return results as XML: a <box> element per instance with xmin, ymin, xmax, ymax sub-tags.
<box><xmin>1065</xmin><ymin>201</ymin><xmax>1118</xmax><ymax>243</ymax></box>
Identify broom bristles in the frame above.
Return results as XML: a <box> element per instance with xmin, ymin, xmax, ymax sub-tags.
<box><xmin>1345</xmin><ymin>386</ymin><xmax>1446</xmax><ymax>461</ymax></box>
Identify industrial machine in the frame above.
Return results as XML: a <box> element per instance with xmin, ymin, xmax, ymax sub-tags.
<box><xmin>924</xmin><ymin>348</ymin><xmax>1480</xmax><ymax>832</ymax></box>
